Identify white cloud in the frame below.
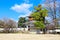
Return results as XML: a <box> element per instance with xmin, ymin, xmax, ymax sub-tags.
<box><xmin>10</xmin><ymin>3</ymin><xmax>33</xmax><ymax>17</ymax></box>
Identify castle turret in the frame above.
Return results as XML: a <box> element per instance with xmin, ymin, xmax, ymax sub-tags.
<box><xmin>28</xmin><ymin>16</ymin><xmax>33</xmax><ymax>21</ymax></box>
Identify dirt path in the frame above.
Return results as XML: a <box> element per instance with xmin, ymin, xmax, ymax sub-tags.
<box><xmin>0</xmin><ymin>34</ymin><xmax>60</xmax><ymax>40</ymax></box>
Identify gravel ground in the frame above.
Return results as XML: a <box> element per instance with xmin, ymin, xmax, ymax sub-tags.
<box><xmin>0</xmin><ymin>34</ymin><xmax>60</xmax><ymax>40</ymax></box>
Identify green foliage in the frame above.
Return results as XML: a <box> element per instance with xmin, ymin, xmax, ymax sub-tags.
<box><xmin>18</xmin><ymin>17</ymin><xmax>26</xmax><ymax>27</ymax></box>
<box><xmin>40</xmin><ymin>8</ymin><xmax>48</xmax><ymax>17</ymax></box>
<box><xmin>34</xmin><ymin>4</ymin><xmax>42</xmax><ymax>11</ymax></box>
<box><xmin>18</xmin><ymin>17</ymin><xmax>26</xmax><ymax>23</ymax></box>
<box><xmin>31</xmin><ymin>12</ymin><xmax>40</xmax><ymax>21</ymax></box>
<box><xmin>34</xmin><ymin>21</ymin><xmax>45</xmax><ymax>29</ymax></box>
<box><xmin>31</xmin><ymin>5</ymin><xmax>48</xmax><ymax>21</ymax></box>
<box><xmin>18</xmin><ymin>23</ymin><xmax>23</xmax><ymax>27</ymax></box>
<box><xmin>30</xmin><ymin>4</ymin><xmax>48</xmax><ymax>29</ymax></box>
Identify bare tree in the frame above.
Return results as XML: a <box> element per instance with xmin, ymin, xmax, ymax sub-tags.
<box><xmin>44</xmin><ymin>0</ymin><xmax>60</xmax><ymax>27</ymax></box>
<box><xmin>1</xmin><ymin>18</ymin><xmax>17</xmax><ymax>33</ymax></box>
<box><xmin>0</xmin><ymin>20</ymin><xmax>5</xmax><ymax>28</ymax></box>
